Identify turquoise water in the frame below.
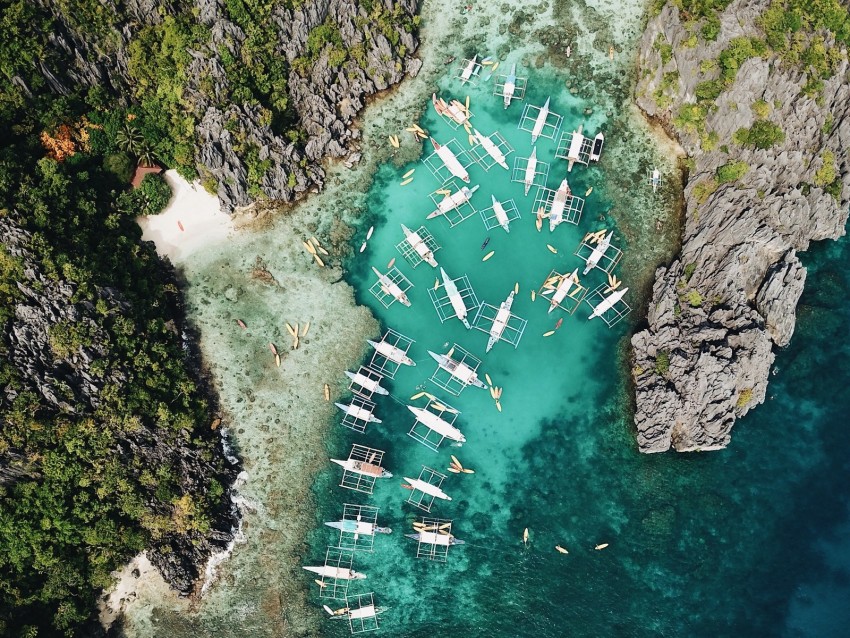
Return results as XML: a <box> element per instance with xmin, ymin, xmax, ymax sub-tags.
<box><xmin>303</xmin><ymin>67</ymin><xmax>850</xmax><ymax>636</ymax></box>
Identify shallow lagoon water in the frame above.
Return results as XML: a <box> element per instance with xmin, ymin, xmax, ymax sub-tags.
<box><xmin>118</xmin><ymin>0</ymin><xmax>849</xmax><ymax>635</ymax></box>
<box><xmin>305</xmin><ymin>50</ymin><xmax>850</xmax><ymax>638</ymax></box>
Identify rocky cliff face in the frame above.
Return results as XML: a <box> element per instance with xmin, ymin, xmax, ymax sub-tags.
<box><xmin>631</xmin><ymin>0</ymin><xmax>849</xmax><ymax>452</ymax></box>
<box><xmin>0</xmin><ymin>217</ymin><xmax>239</xmax><ymax>592</ymax></box>
<box><xmin>33</xmin><ymin>0</ymin><xmax>420</xmax><ymax>210</ymax></box>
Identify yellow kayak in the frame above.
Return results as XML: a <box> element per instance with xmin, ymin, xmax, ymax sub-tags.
<box><xmin>547</xmin><ymin>244</ymin><xmax>558</xmax><ymax>254</ymax></box>
<box><xmin>403</xmin><ymin>169</ymin><xmax>415</xmax><ymax>178</ymax></box>
<box><xmin>401</xmin><ymin>178</ymin><xmax>413</xmax><ymax>186</ymax></box>
<box><xmin>543</xmin><ymin>330</ymin><xmax>555</xmax><ymax>337</ymax></box>
<box><xmin>483</xmin><ymin>250</ymin><xmax>495</xmax><ymax>261</ymax></box>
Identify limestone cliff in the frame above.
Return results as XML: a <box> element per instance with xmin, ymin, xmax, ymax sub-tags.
<box><xmin>631</xmin><ymin>0</ymin><xmax>849</xmax><ymax>452</ymax></box>
<box><xmin>30</xmin><ymin>0</ymin><xmax>420</xmax><ymax>210</ymax></box>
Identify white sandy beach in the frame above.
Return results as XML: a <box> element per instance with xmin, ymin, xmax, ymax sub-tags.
<box><xmin>137</xmin><ymin>170</ymin><xmax>233</xmax><ymax>264</ymax></box>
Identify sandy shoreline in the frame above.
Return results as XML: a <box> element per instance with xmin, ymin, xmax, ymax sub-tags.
<box><xmin>137</xmin><ymin>170</ymin><xmax>233</xmax><ymax>264</ymax></box>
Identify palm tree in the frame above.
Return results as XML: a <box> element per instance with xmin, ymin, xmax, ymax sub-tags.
<box><xmin>137</xmin><ymin>142</ymin><xmax>157</xmax><ymax>168</ymax></box>
<box><xmin>115</xmin><ymin>123</ymin><xmax>143</xmax><ymax>155</ymax></box>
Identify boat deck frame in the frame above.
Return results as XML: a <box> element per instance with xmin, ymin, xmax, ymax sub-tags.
<box><xmin>423</xmin><ymin>138</ymin><xmax>474</xmax><ymax>184</ymax></box>
<box><xmin>395</xmin><ymin>225</ymin><xmax>441</xmax><ymax>269</ymax></box>
<box><xmin>518</xmin><ymin>102</ymin><xmax>563</xmax><ymax>141</ymax></box>
<box><xmin>533</xmin><ymin>187</ymin><xmax>585</xmax><ymax>227</ymax></box>
<box><xmin>335</xmin><ymin>504</ymin><xmax>383</xmax><ymax>553</ymax></box>
<box><xmin>574</xmin><ymin>236</ymin><xmax>623</xmax><ymax>276</ymax></box>
<box><xmin>479</xmin><ymin>197</ymin><xmax>521</xmax><ymax>232</ymax></box>
<box><xmin>315</xmin><ymin>546</ymin><xmax>358</xmax><ymax>600</ymax></box>
<box><xmin>408</xmin><ymin>397</ymin><xmax>462</xmax><ymax>452</ymax></box>
<box><xmin>555</xmin><ymin>130</ymin><xmax>593</xmax><ymax>168</ymax></box>
<box><xmin>493</xmin><ymin>73</ymin><xmax>528</xmax><ymax>106</ymax></box>
<box><xmin>428</xmin><ymin>179</ymin><xmax>480</xmax><ymax>227</ymax></box>
<box><xmin>511</xmin><ymin>156</ymin><xmax>550</xmax><ymax>196</ymax></box>
<box><xmin>455</xmin><ymin>58</ymin><xmax>482</xmax><ymax>85</ymax></box>
<box><xmin>411</xmin><ymin>517</ymin><xmax>455</xmax><ymax>562</ymax></box>
<box><xmin>472</xmin><ymin>302</ymin><xmax>527</xmax><ymax>350</ymax></box>
<box><xmin>537</xmin><ymin>269</ymin><xmax>588</xmax><ymax>314</ymax></box>
<box><xmin>405</xmin><ymin>466</ymin><xmax>448</xmax><ymax>512</ymax></box>
<box><xmin>338</xmin><ymin>444</ymin><xmax>387</xmax><ymax>495</ymax></box>
<box><xmin>584</xmin><ymin>283</ymin><xmax>632</xmax><ymax>327</ymax></box>
<box><xmin>429</xmin><ymin>343</ymin><xmax>483</xmax><ymax>396</ymax></box>
<box><xmin>367</xmin><ymin>328</ymin><xmax>415</xmax><ymax>380</ymax></box>
<box><xmin>346</xmin><ymin>592</ymin><xmax>381</xmax><ymax>634</ymax></box>
<box><xmin>347</xmin><ymin>365</ymin><xmax>386</xmax><ymax>400</ymax></box>
<box><xmin>338</xmin><ymin>394</ymin><xmax>379</xmax><ymax>434</ymax></box>
<box><xmin>428</xmin><ymin>273</ymin><xmax>480</xmax><ymax>325</ymax></box>
<box><xmin>368</xmin><ymin>266</ymin><xmax>414</xmax><ymax>309</ymax></box>
<box><xmin>467</xmin><ymin>131</ymin><xmax>514</xmax><ymax>171</ymax></box>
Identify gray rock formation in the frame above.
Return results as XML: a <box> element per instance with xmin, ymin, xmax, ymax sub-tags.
<box><xmin>0</xmin><ymin>217</ymin><xmax>239</xmax><ymax>591</ymax></box>
<box><xmin>33</xmin><ymin>0</ymin><xmax>420</xmax><ymax>211</ymax></box>
<box><xmin>632</xmin><ymin>0</ymin><xmax>850</xmax><ymax>452</ymax></box>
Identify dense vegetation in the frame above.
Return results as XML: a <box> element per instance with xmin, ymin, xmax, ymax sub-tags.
<box><xmin>0</xmin><ymin>109</ymin><xmax>235</xmax><ymax>636</ymax></box>
<box><xmin>0</xmin><ymin>3</ymin><xmax>242</xmax><ymax>636</ymax></box>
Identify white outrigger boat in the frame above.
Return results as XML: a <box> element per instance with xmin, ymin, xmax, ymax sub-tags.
<box><xmin>651</xmin><ymin>167</ymin><xmax>661</xmax><ymax>192</ymax></box>
<box><xmin>330</xmin><ymin>456</ymin><xmax>393</xmax><ymax>478</ymax></box>
<box><xmin>472</xmin><ymin>128</ymin><xmax>509</xmax><ymax>169</ymax></box>
<box><xmin>371</xmin><ymin>266</ymin><xmax>411</xmax><ymax>306</ymax></box>
<box><xmin>427</xmin><ymin>184</ymin><xmax>479</xmax><ymax>219</ymax></box>
<box><xmin>440</xmin><ymin>267</ymin><xmax>471</xmax><ymax>328</ymax></box>
<box><xmin>407</xmin><ymin>406</ymin><xmax>466</xmax><ymax>444</ymax></box>
<box><xmin>548</xmin><ymin>268</ymin><xmax>579</xmax><ymax>313</ymax></box>
<box><xmin>589</xmin><ymin>287</ymin><xmax>628</xmax><ymax>320</ymax></box>
<box><xmin>400</xmin><ymin>224</ymin><xmax>438</xmax><ymax>267</ymax></box>
<box><xmin>335</xmin><ymin>401</ymin><xmax>382</xmax><ymax>424</ymax></box>
<box><xmin>502</xmin><ymin>64</ymin><xmax>517</xmax><ymax>108</ymax></box>
<box><xmin>491</xmin><ymin>195</ymin><xmax>512</xmax><ymax>233</ymax></box>
<box><xmin>428</xmin><ymin>350</ymin><xmax>487</xmax><ymax>390</ymax></box>
<box><xmin>405</xmin><ymin>530</ymin><xmax>465</xmax><ymax>546</ymax></box>
<box><xmin>403</xmin><ymin>477</ymin><xmax>452</xmax><ymax>501</ymax></box>
<box><xmin>486</xmin><ymin>291</ymin><xmax>515</xmax><ymax>352</ymax></box>
<box><xmin>431</xmin><ymin>138</ymin><xmax>469</xmax><ymax>182</ymax></box>
<box><xmin>368</xmin><ymin>337</ymin><xmax>416</xmax><ymax>366</ymax></box>
<box><xmin>431</xmin><ymin>93</ymin><xmax>468</xmax><ymax>125</ymax></box>
<box><xmin>531</xmin><ymin>97</ymin><xmax>551</xmax><ymax>143</ymax></box>
<box><xmin>344</xmin><ymin>369</ymin><xmax>389</xmax><ymax>395</ymax></box>
<box><xmin>324</xmin><ymin>518</ymin><xmax>392</xmax><ymax>537</ymax></box>
<box><xmin>460</xmin><ymin>55</ymin><xmax>478</xmax><ymax>83</ymax></box>
<box><xmin>583</xmin><ymin>231</ymin><xmax>612</xmax><ymax>275</ymax></box>
<box><xmin>589</xmin><ymin>132</ymin><xmax>604</xmax><ymax>161</ymax></box>
<box><xmin>303</xmin><ymin>565</ymin><xmax>366</xmax><ymax>580</ymax></box>
<box><xmin>523</xmin><ymin>147</ymin><xmax>538</xmax><ymax>195</ymax></box>
<box><xmin>324</xmin><ymin>602</ymin><xmax>388</xmax><ymax>621</ymax></box>
<box><xmin>548</xmin><ymin>178</ymin><xmax>571</xmax><ymax>231</ymax></box>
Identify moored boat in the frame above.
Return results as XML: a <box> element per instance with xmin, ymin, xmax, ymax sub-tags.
<box><xmin>472</xmin><ymin>128</ymin><xmax>509</xmax><ymax>169</ymax></box>
<box><xmin>548</xmin><ymin>178</ymin><xmax>571</xmax><ymax>231</ymax></box>
<box><xmin>400</xmin><ymin>223</ymin><xmax>438</xmax><ymax>267</ymax></box>
<box><xmin>428</xmin><ymin>350</ymin><xmax>487</xmax><ymax>389</ymax></box>
<box><xmin>491</xmin><ymin>195</ymin><xmax>511</xmax><ymax>233</ymax></box>
<box><xmin>486</xmin><ymin>290</ymin><xmax>515</xmax><ymax>352</ymax></box>
<box><xmin>371</xmin><ymin>266</ymin><xmax>411</xmax><ymax>306</ymax></box>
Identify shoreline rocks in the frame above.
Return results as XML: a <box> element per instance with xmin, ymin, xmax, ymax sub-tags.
<box><xmin>631</xmin><ymin>0</ymin><xmax>850</xmax><ymax>452</ymax></box>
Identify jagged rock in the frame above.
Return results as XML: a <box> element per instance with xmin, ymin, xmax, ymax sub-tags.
<box><xmin>0</xmin><ymin>217</ymin><xmax>239</xmax><ymax>591</ymax></box>
<box><xmin>34</xmin><ymin>0</ymin><xmax>420</xmax><ymax>211</ymax></box>
<box><xmin>631</xmin><ymin>0</ymin><xmax>850</xmax><ymax>452</ymax></box>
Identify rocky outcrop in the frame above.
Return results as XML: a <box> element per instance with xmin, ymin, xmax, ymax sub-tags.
<box><xmin>631</xmin><ymin>1</ymin><xmax>850</xmax><ymax>452</ymax></box>
<box><xmin>0</xmin><ymin>217</ymin><xmax>239</xmax><ymax>591</ymax></box>
<box><xmin>33</xmin><ymin>0</ymin><xmax>420</xmax><ymax>211</ymax></box>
